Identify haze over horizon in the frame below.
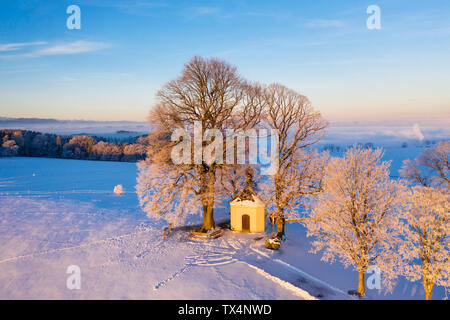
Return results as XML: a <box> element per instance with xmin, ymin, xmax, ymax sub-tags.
<box><xmin>1</xmin><ymin>0</ymin><xmax>449</xmax><ymax>121</ymax></box>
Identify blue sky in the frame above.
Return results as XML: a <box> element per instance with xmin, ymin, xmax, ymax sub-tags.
<box><xmin>0</xmin><ymin>0</ymin><xmax>449</xmax><ymax>121</ymax></box>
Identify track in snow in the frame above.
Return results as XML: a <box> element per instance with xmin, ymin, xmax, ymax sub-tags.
<box><xmin>153</xmin><ymin>231</ymin><xmax>351</xmax><ymax>299</ymax></box>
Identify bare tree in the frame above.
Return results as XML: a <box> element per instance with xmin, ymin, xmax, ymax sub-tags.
<box><xmin>261</xmin><ymin>83</ymin><xmax>327</xmax><ymax>238</ymax></box>
<box><xmin>136</xmin><ymin>56</ymin><xmax>263</xmax><ymax>231</ymax></box>
<box><xmin>304</xmin><ymin>146</ymin><xmax>405</xmax><ymax>296</ymax></box>
<box><xmin>400</xmin><ymin>141</ymin><xmax>449</xmax><ymax>189</ymax></box>
<box><xmin>397</xmin><ymin>186</ymin><xmax>449</xmax><ymax>300</ymax></box>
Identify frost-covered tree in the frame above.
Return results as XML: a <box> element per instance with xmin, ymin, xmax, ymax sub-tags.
<box><xmin>397</xmin><ymin>186</ymin><xmax>449</xmax><ymax>300</ymax></box>
<box><xmin>219</xmin><ymin>165</ymin><xmax>259</xmax><ymax>200</ymax></box>
<box><xmin>31</xmin><ymin>133</ymin><xmax>49</xmax><ymax>157</ymax></box>
<box><xmin>136</xmin><ymin>126</ymin><xmax>203</xmax><ymax>227</ymax></box>
<box><xmin>136</xmin><ymin>56</ymin><xmax>263</xmax><ymax>231</ymax></box>
<box><xmin>305</xmin><ymin>146</ymin><xmax>405</xmax><ymax>296</ymax></box>
<box><xmin>261</xmin><ymin>148</ymin><xmax>328</xmax><ymax>238</ymax></box>
<box><xmin>1</xmin><ymin>139</ymin><xmax>19</xmax><ymax>156</ymax></box>
<box><xmin>91</xmin><ymin>141</ymin><xmax>122</xmax><ymax>161</ymax></box>
<box><xmin>400</xmin><ymin>141</ymin><xmax>449</xmax><ymax>189</ymax></box>
<box><xmin>261</xmin><ymin>83</ymin><xmax>327</xmax><ymax>238</ymax></box>
<box><xmin>123</xmin><ymin>142</ymin><xmax>147</xmax><ymax>161</ymax></box>
<box><xmin>62</xmin><ymin>135</ymin><xmax>95</xmax><ymax>159</ymax></box>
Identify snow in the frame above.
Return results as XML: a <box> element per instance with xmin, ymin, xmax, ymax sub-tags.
<box><xmin>0</xmin><ymin>157</ymin><xmax>346</xmax><ymax>300</ymax></box>
<box><xmin>229</xmin><ymin>194</ymin><xmax>264</xmax><ymax>207</ymax></box>
<box><xmin>113</xmin><ymin>184</ymin><xmax>125</xmax><ymax>195</ymax></box>
<box><xmin>244</xmin><ymin>263</ymin><xmax>317</xmax><ymax>300</ymax></box>
<box><xmin>0</xmin><ymin>136</ymin><xmax>448</xmax><ymax>299</ymax></box>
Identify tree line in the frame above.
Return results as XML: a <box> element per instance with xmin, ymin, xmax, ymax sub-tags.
<box><xmin>0</xmin><ymin>129</ymin><xmax>148</xmax><ymax>162</ymax></box>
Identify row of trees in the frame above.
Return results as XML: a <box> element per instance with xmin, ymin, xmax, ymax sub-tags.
<box><xmin>0</xmin><ymin>130</ymin><xmax>148</xmax><ymax>162</ymax></box>
<box><xmin>303</xmin><ymin>144</ymin><xmax>448</xmax><ymax>299</ymax></box>
<box><xmin>136</xmin><ymin>56</ymin><xmax>448</xmax><ymax>299</ymax></box>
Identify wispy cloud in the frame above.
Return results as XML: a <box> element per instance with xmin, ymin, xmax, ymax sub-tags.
<box><xmin>77</xmin><ymin>0</ymin><xmax>168</xmax><ymax>9</ymax></box>
<box><xmin>306</xmin><ymin>19</ymin><xmax>344</xmax><ymax>28</ymax></box>
<box><xmin>31</xmin><ymin>41</ymin><xmax>110</xmax><ymax>57</ymax></box>
<box><xmin>78</xmin><ymin>1</ymin><xmax>229</xmax><ymax>19</ymax></box>
<box><xmin>185</xmin><ymin>6</ymin><xmax>228</xmax><ymax>19</ymax></box>
<box><xmin>57</xmin><ymin>72</ymin><xmax>132</xmax><ymax>82</ymax></box>
<box><xmin>73</xmin><ymin>0</ymin><xmax>170</xmax><ymax>17</ymax></box>
<box><xmin>192</xmin><ymin>7</ymin><xmax>220</xmax><ymax>15</ymax></box>
<box><xmin>208</xmin><ymin>38</ymin><xmax>327</xmax><ymax>57</ymax></box>
<box><xmin>60</xmin><ymin>76</ymin><xmax>77</xmax><ymax>82</ymax></box>
<box><xmin>294</xmin><ymin>57</ymin><xmax>395</xmax><ymax>67</ymax></box>
<box><xmin>0</xmin><ymin>41</ymin><xmax>46</xmax><ymax>52</ymax></box>
<box><xmin>0</xmin><ymin>40</ymin><xmax>110</xmax><ymax>58</ymax></box>
<box><xmin>245</xmin><ymin>11</ymin><xmax>292</xmax><ymax>20</ymax></box>
<box><xmin>109</xmin><ymin>1</ymin><xmax>169</xmax><ymax>16</ymax></box>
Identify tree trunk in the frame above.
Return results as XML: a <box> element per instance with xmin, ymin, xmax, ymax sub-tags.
<box><xmin>275</xmin><ymin>210</ymin><xmax>285</xmax><ymax>239</ymax></box>
<box><xmin>276</xmin><ymin>217</ymin><xmax>285</xmax><ymax>238</ymax></box>
<box><xmin>425</xmin><ymin>289</ymin><xmax>432</xmax><ymax>300</ymax></box>
<box><xmin>201</xmin><ymin>202</ymin><xmax>215</xmax><ymax>231</ymax></box>
<box><xmin>200</xmin><ymin>165</ymin><xmax>216</xmax><ymax>232</ymax></box>
<box><xmin>423</xmin><ymin>275</ymin><xmax>434</xmax><ymax>300</ymax></box>
<box><xmin>358</xmin><ymin>271</ymin><xmax>365</xmax><ymax>296</ymax></box>
<box><xmin>272</xmin><ymin>219</ymin><xmax>276</xmax><ymax>238</ymax></box>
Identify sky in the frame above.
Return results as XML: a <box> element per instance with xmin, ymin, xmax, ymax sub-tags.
<box><xmin>0</xmin><ymin>0</ymin><xmax>449</xmax><ymax>121</ymax></box>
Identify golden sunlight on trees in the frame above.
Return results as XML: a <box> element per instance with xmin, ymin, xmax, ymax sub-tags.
<box><xmin>397</xmin><ymin>186</ymin><xmax>449</xmax><ymax>300</ymax></box>
<box><xmin>136</xmin><ymin>56</ymin><xmax>263</xmax><ymax>232</ymax></box>
<box><xmin>304</xmin><ymin>146</ymin><xmax>405</xmax><ymax>296</ymax></box>
<box><xmin>260</xmin><ymin>83</ymin><xmax>328</xmax><ymax>239</ymax></box>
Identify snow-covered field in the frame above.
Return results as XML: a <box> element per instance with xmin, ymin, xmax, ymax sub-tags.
<box><xmin>0</xmin><ymin>157</ymin><xmax>344</xmax><ymax>300</ymax></box>
<box><xmin>0</xmin><ymin>150</ymin><xmax>447</xmax><ymax>299</ymax></box>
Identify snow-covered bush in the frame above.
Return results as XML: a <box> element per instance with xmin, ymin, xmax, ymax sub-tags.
<box><xmin>113</xmin><ymin>184</ymin><xmax>125</xmax><ymax>195</ymax></box>
<box><xmin>265</xmin><ymin>238</ymin><xmax>281</xmax><ymax>250</ymax></box>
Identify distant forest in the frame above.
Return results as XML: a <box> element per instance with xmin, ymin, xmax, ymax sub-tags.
<box><xmin>0</xmin><ymin>129</ymin><xmax>148</xmax><ymax>162</ymax></box>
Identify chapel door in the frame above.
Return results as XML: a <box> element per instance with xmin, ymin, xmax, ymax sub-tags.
<box><xmin>242</xmin><ymin>214</ymin><xmax>250</xmax><ymax>232</ymax></box>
